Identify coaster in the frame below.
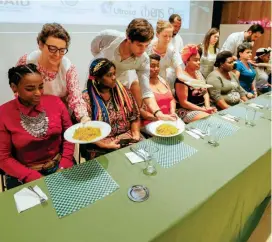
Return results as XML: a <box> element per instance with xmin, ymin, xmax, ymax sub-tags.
<box><xmin>127</xmin><ymin>185</ymin><xmax>149</xmax><ymax>202</ymax></box>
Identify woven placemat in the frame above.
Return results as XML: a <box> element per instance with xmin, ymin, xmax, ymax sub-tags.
<box><xmin>190</xmin><ymin>116</ymin><xmax>240</xmax><ymax>140</ymax></box>
<box><xmin>45</xmin><ymin>160</ymin><xmax>119</xmax><ymax>218</ymax></box>
<box><xmin>221</xmin><ymin>105</ymin><xmax>263</xmax><ymax>120</ymax></box>
<box><xmin>136</xmin><ymin>137</ymin><xmax>197</xmax><ymax>168</ymax></box>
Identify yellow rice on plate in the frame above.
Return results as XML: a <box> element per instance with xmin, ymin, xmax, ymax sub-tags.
<box><xmin>73</xmin><ymin>127</ymin><xmax>101</xmax><ymax>141</ymax></box>
<box><xmin>156</xmin><ymin>124</ymin><xmax>179</xmax><ymax>136</ymax></box>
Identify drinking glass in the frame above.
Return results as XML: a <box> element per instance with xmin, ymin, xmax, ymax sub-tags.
<box><xmin>208</xmin><ymin>124</ymin><xmax>221</xmax><ymax>147</ymax></box>
<box><xmin>245</xmin><ymin>108</ymin><xmax>257</xmax><ymax>127</ymax></box>
<box><xmin>143</xmin><ymin>145</ymin><xmax>158</xmax><ymax>176</ymax></box>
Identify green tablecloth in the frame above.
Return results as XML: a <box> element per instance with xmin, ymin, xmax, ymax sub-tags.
<box><xmin>0</xmin><ymin>97</ymin><xmax>270</xmax><ymax>242</ymax></box>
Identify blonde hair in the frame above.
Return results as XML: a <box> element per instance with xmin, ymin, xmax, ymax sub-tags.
<box><xmin>156</xmin><ymin>20</ymin><xmax>173</xmax><ymax>34</ymax></box>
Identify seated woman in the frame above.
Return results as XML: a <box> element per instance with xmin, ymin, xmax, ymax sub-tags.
<box><xmin>141</xmin><ymin>54</ymin><xmax>179</xmax><ymax>134</ymax></box>
<box><xmin>82</xmin><ymin>58</ymin><xmax>142</xmax><ymax>159</ymax></box>
<box><xmin>175</xmin><ymin>44</ymin><xmax>216</xmax><ymax>123</ymax></box>
<box><xmin>0</xmin><ymin>64</ymin><xmax>74</xmax><ymax>189</ymax></box>
<box><xmin>254</xmin><ymin>47</ymin><xmax>271</xmax><ymax>94</ymax></box>
<box><xmin>206</xmin><ymin>51</ymin><xmax>248</xmax><ymax>110</ymax></box>
<box><xmin>236</xmin><ymin>42</ymin><xmax>257</xmax><ymax>97</ymax></box>
<box><xmin>16</xmin><ymin>23</ymin><xmax>89</xmax><ymax>123</ymax></box>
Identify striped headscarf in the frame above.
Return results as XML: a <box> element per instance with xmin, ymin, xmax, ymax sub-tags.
<box><xmin>87</xmin><ymin>58</ymin><xmax>133</xmax><ymax>124</ymax></box>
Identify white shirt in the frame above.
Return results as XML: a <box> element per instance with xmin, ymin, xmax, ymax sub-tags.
<box><xmin>221</xmin><ymin>31</ymin><xmax>245</xmax><ymax>56</ymax></box>
<box><xmin>91</xmin><ymin>29</ymin><xmax>153</xmax><ymax>99</ymax></box>
<box><xmin>170</xmin><ymin>34</ymin><xmax>184</xmax><ymax>54</ymax></box>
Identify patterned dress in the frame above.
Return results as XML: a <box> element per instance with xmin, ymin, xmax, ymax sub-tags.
<box><xmin>175</xmin><ymin>70</ymin><xmax>209</xmax><ymax>123</ymax></box>
<box><xmin>82</xmin><ymin>88</ymin><xmax>142</xmax><ymax>159</ymax></box>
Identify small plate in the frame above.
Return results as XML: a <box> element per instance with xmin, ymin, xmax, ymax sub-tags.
<box><xmin>64</xmin><ymin>121</ymin><xmax>111</xmax><ymax>144</ymax></box>
<box><xmin>128</xmin><ymin>185</ymin><xmax>149</xmax><ymax>202</ymax></box>
<box><xmin>146</xmin><ymin>119</ymin><xmax>185</xmax><ymax>137</ymax></box>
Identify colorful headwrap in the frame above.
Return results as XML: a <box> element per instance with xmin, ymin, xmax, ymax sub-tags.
<box><xmin>87</xmin><ymin>59</ymin><xmax>133</xmax><ymax>124</ymax></box>
<box><xmin>181</xmin><ymin>44</ymin><xmax>199</xmax><ymax>64</ymax></box>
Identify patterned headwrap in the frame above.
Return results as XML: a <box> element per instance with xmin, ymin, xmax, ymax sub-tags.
<box><xmin>181</xmin><ymin>44</ymin><xmax>199</xmax><ymax>64</ymax></box>
<box><xmin>87</xmin><ymin>59</ymin><xmax>133</xmax><ymax>124</ymax></box>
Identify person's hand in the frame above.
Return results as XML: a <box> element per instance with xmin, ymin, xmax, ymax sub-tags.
<box><xmin>253</xmin><ymin>92</ymin><xmax>258</xmax><ymax>98</ymax></box>
<box><xmin>248</xmin><ymin>59</ymin><xmax>257</xmax><ymax>67</ymax></box>
<box><xmin>106</xmin><ymin>140</ymin><xmax>121</xmax><ymax>150</ymax></box>
<box><xmin>156</xmin><ymin>112</ymin><xmax>177</xmax><ymax>121</ymax></box>
<box><xmin>170</xmin><ymin>113</ymin><xmax>179</xmax><ymax>120</ymax></box>
<box><xmin>80</xmin><ymin>116</ymin><xmax>91</xmax><ymax>123</ymax></box>
<box><xmin>246</xmin><ymin>92</ymin><xmax>254</xmax><ymax>99</ymax></box>
<box><xmin>131</xmin><ymin>132</ymin><xmax>141</xmax><ymax>142</ymax></box>
<box><xmin>204</xmin><ymin>107</ymin><xmax>215</xmax><ymax>114</ymax></box>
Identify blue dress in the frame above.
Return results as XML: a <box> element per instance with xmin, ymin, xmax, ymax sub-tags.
<box><xmin>236</xmin><ymin>61</ymin><xmax>256</xmax><ymax>93</ymax></box>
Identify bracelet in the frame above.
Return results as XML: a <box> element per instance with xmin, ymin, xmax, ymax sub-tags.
<box><xmin>153</xmin><ymin>109</ymin><xmax>161</xmax><ymax>117</ymax></box>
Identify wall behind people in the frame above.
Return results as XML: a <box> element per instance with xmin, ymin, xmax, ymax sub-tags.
<box><xmin>0</xmin><ymin>1</ymin><xmax>213</xmax><ymax>105</ymax></box>
<box><xmin>221</xmin><ymin>1</ymin><xmax>271</xmax><ymax>55</ymax></box>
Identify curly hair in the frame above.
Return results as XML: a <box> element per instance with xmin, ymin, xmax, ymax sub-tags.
<box><xmin>37</xmin><ymin>23</ymin><xmax>71</xmax><ymax>47</ymax></box>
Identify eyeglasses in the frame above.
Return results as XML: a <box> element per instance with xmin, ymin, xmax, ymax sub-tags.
<box><xmin>44</xmin><ymin>43</ymin><xmax>68</xmax><ymax>55</ymax></box>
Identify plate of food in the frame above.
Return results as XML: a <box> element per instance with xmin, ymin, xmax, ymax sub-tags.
<box><xmin>185</xmin><ymin>81</ymin><xmax>213</xmax><ymax>89</ymax></box>
<box><xmin>146</xmin><ymin>119</ymin><xmax>185</xmax><ymax>137</ymax></box>
<box><xmin>64</xmin><ymin>121</ymin><xmax>111</xmax><ymax>144</ymax></box>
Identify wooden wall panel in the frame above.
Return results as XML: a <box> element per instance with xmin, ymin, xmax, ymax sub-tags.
<box><xmin>221</xmin><ymin>1</ymin><xmax>271</xmax><ymax>55</ymax></box>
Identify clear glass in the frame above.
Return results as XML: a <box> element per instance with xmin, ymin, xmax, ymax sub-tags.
<box><xmin>208</xmin><ymin>124</ymin><xmax>221</xmax><ymax>147</ymax></box>
<box><xmin>143</xmin><ymin>146</ymin><xmax>158</xmax><ymax>176</ymax></box>
<box><xmin>245</xmin><ymin>108</ymin><xmax>257</xmax><ymax>127</ymax></box>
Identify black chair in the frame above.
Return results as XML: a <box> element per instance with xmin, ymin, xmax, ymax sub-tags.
<box><xmin>0</xmin><ymin>169</ymin><xmax>6</xmax><ymax>192</ymax></box>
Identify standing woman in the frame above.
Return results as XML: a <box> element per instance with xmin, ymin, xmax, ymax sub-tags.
<box><xmin>147</xmin><ymin>20</ymin><xmax>197</xmax><ymax>88</ymax></box>
<box><xmin>16</xmin><ymin>23</ymin><xmax>89</xmax><ymax>122</ymax></box>
<box><xmin>200</xmin><ymin>28</ymin><xmax>220</xmax><ymax>78</ymax></box>
<box><xmin>235</xmin><ymin>42</ymin><xmax>257</xmax><ymax>97</ymax></box>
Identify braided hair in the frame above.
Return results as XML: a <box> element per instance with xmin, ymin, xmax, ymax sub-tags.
<box><xmin>8</xmin><ymin>64</ymin><xmax>40</xmax><ymax>86</ymax></box>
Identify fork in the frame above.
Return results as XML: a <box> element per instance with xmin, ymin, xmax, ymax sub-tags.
<box><xmin>28</xmin><ymin>186</ymin><xmax>47</xmax><ymax>204</ymax></box>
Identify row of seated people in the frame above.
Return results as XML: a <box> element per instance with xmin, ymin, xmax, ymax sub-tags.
<box><xmin>0</xmin><ymin>46</ymin><xmax>257</xmax><ymax>189</ymax></box>
<box><xmin>0</xmin><ymin>19</ymin><xmax>270</xmax><ymax>189</ymax></box>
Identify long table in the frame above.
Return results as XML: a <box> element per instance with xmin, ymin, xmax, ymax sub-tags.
<box><xmin>0</xmin><ymin>96</ymin><xmax>271</xmax><ymax>242</ymax></box>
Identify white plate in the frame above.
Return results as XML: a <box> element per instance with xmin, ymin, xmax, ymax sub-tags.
<box><xmin>185</xmin><ymin>81</ymin><xmax>213</xmax><ymax>88</ymax></box>
<box><xmin>64</xmin><ymin>121</ymin><xmax>111</xmax><ymax>144</ymax></box>
<box><xmin>146</xmin><ymin>119</ymin><xmax>185</xmax><ymax>137</ymax></box>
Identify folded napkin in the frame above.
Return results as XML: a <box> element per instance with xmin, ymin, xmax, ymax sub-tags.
<box><xmin>248</xmin><ymin>103</ymin><xmax>264</xmax><ymax>109</ymax></box>
<box><xmin>221</xmin><ymin>114</ymin><xmax>238</xmax><ymax>122</ymax></box>
<box><xmin>186</xmin><ymin>130</ymin><xmax>200</xmax><ymax>139</ymax></box>
<box><xmin>14</xmin><ymin>185</ymin><xmax>48</xmax><ymax>213</ymax></box>
<box><xmin>125</xmin><ymin>149</ymin><xmax>146</xmax><ymax>164</ymax></box>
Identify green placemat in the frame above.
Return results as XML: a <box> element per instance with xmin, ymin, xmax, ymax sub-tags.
<box><xmin>45</xmin><ymin>160</ymin><xmax>119</xmax><ymax>218</ymax></box>
<box><xmin>137</xmin><ymin>137</ymin><xmax>197</xmax><ymax>168</ymax></box>
<box><xmin>221</xmin><ymin>106</ymin><xmax>263</xmax><ymax>120</ymax></box>
<box><xmin>190</xmin><ymin>116</ymin><xmax>240</xmax><ymax>140</ymax></box>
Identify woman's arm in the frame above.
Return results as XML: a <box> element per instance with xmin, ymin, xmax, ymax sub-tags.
<box><xmin>203</xmin><ymin>92</ymin><xmax>211</xmax><ymax>109</ymax></box>
<box><xmin>251</xmin><ymin>80</ymin><xmax>258</xmax><ymax>97</ymax></box>
<box><xmin>0</xmin><ymin>111</ymin><xmax>42</xmax><ymax>182</ymax></box>
<box><xmin>175</xmin><ymin>82</ymin><xmax>207</xmax><ymax>112</ymax></box>
<box><xmin>66</xmin><ymin>65</ymin><xmax>89</xmax><ymax>122</ymax></box>
<box><xmin>170</xmin><ymin>98</ymin><xmax>176</xmax><ymax>115</ymax></box>
<box><xmin>216</xmin><ymin>99</ymin><xmax>230</xmax><ymax>110</ymax></box>
<box><xmin>58</xmin><ymin>98</ymin><xmax>75</xmax><ymax>169</ymax></box>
